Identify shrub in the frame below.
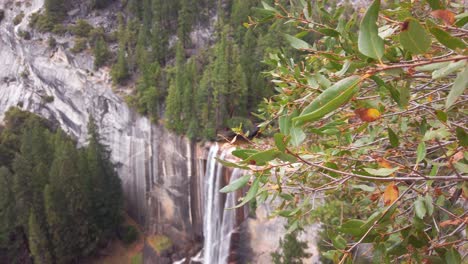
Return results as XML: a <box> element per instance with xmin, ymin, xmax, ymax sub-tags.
<box><xmin>47</xmin><ymin>36</ymin><xmax>56</xmax><ymax>48</ymax></box>
<box><xmin>69</xmin><ymin>19</ymin><xmax>93</xmax><ymax>37</ymax></box>
<box><xmin>17</xmin><ymin>30</ymin><xmax>31</xmax><ymax>40</ymax></box>
<box><xmin>70</xmin><ymin>38</ymin><xmax>87</xmax><ymax>53</ymax></box>
<box><xmin>13</xmin><ymin>12</ymin><xmax>24</xmax><ymax>25</ymax></box>
<box><xmin>147</xmin><ymin>235</ymin><xmax>172</xmax><ymax>254</ymax></box>
<box><xmin>51</xmin><ymin>24</ymin><xmax>67</xmax><ymax>35</ymax></box>
<box><xmin>42</xmin><ymin>96</ymin><xmax>54</xmax><ymax>103</ymax></box>
<box><xmin>29</xmin><ymin>12</ymin><xmax>54</xmax><ymax>32</ymax></box>
<box><xmin>119</xmin><ymin>225</ymin><xmax>139</xmax><ymax>245</ymax></box>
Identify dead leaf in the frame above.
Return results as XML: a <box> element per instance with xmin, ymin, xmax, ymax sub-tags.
<box><xmin>449</xmin><ymin>151</ymin><xmax>464</xmax><ymax>165</ymax></box>
<box><xmin>439</xmin><ymin>217</ymin><xmax>467</xmax><ymax>228</ymax></box>
<box><xmin>370</xmin><ymin>190</ymin><xmax>382</xmax><ymax>202</ymax></box>
<box><xmin>431</xmin><ymin>10</ymin><xmax>456</xmax><ymax>25</ymax></box>
<box><xmin>383</xmin><ymin>182</ymin><xmax>399</xmax><ymax>206</ymax></box>
<box><xmin>377</xmin><ymin>157</ymin><xmax>393</xmax><ymax>169</ymax></box>
<box><xmin>355</xmin><ymin>108</ymin><xmax>381</xmax><ymax>122</ymax></box>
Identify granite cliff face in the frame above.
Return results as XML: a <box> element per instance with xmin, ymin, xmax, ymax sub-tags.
<box><xmin>1</xmin><ymin>0</ymin><xmax>203</xmax><ymax>250</ymax></box>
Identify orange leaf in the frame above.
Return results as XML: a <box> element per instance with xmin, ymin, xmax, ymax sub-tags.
<box><xmin>431</xmin><ymin>10</ymin><xmax>456</xmax><ymax>25</ymax></box>
<box><xmin>383</xmin><ymin>182</ymin><xmax>399</xmax><ymax>206</ymax></box>
<box><xmin>377</xmin><ymin>157</ymin><xmax>393</xmax><ymax>169</ymax></box>
<box><xmin>355</xmin><ymin>108</ymin><xmax>381</xmax><ymax>122</ymax></box>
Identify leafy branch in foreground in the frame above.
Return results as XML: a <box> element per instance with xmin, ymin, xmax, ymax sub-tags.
<box><xmin>224</xmin><ymin>0</ymin><xmax>468</xmax><ymax>263</ymax></box>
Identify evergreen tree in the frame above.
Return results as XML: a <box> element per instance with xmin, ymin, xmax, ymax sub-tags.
<box><xmin>271</xmin><ymin>231</ymin><xmax>311</xmax><ymax>264</ymax></box>
<box><xmin>93</xmin><ymin>36</ymin><xmax>109</xmax><ymax>69</ymax></box>
<box><xmin>135</xmin><ymin>24</ymin><xmax>149</xmax><ymax>71</ymax></box>
<box><xmin>111</xmin><ymin>47</ymin><xmax>129</xmax><ymax>85</ymax></box>
<box><xmin>0</xmin><ymin>167</ymin><xmax>14</xmax><ymax>247</ymax></box>
<box><xmin>165</xmin><ymin>41</ymin><xmax>186</xmax><ymax>132</ymax></box>
<box><xmin>86</xmin><ymin>116</ymin><xmax>123</xmax><ymax>239</ymax></box>
<box><xmin>45</xmin><ymin>0</ymin><xmax>65</xmax><ymax>22</ymax></box>
<box><xmin>28</xmin><ymin>210</ymin><xmax>52</xmax><ymax>264</ymax></box>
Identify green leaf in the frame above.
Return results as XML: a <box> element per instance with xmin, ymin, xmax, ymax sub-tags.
<box><xmin>284</xmin><ymin>34</ymin><xmax>310</xmax><ymax>50</ymax></box>
<box><xmin>220</xmin><ymin>174</ymin><xmax>250</xmax><ymax>193</ymax></box>
<box><xmin>340</xmin><ymin>219</ymin><xmax>366</xmax><ymax>236</ymax></box>
<box><xmin>274</xmin><ymin>133</ymin><xmax>288</xmax><ymax>152</ymax></box>
<box><xmin>232</xmin><ymin>149</ymin><xmax>258</xmax><ymax>160</ymax></box>
<box><xmin>429</xmin><ymin>25</ymin><xmax>466</xmax><ymax>50</ymax></box>
<box><xmin>229</xmin><ymin>176</ymin><xmax>260</xmax><ymax>209</ymax></box>
<box><xmin>399</xmin><ymin>81</ymin><xmax>410</xmax><ymax>109</ymax></box>
<box><xmin>414</xmin><ymin>197</ymin><xmax>427</xmax><ymax>219</ymax></box>
<box><xmin>435</xmin><ymin>110</ymin><xmax>447</xmax><ymax>123</ymax></box>
<box><xmin>352</xmin><ymin>184</ymin><xmax>376</xmax><ymax>192</ymax></box>
<box><xmin>245</xmin><ymin>149</ymin><xmax>280</xmax><ymax>165</ymax></box>
<box><xmin>399</xmin><ymin>18</ymin><xmax>431</xmax><ymax>54</ymax></box>
<box><xmin>387</xmin><ymin>127</ymin><xmax>400</xmax><ymax>148</ymax></box>
<box><xmin>416</xmin><ymin>142</ymin><xmax>427</xmax><ymax>163</ymax></box>
<box><xmin>432</xmin><ymin>60</ymin><xmax>466</xmax><ymax>79</ymax></box>
<box><xmin>424</xmin><ymin>0</ymin><xmax>443</xmax><ymax>10</ymax></box>
<box><xmin>358</xmin><ymin>0</ymin><xmax>384</xmax><ymax>60</ymax></box>
<box><xmin>293</xmin><ymin>76</ymin><xmax>361</xmax><ymax>124</ymax></box>
<box><xmin>289</xmin><ymin>126</ymin><xmax>306</xmax><ymax>147</ymax></box>
<box><xmin>415</xmin><ymin>62</ymin><xmax>450</xmax><ymax>72</ymax></box>
<box><xmin>318</xmin><ymin>28</ymin><xmax>340</xmax><ymax>37</ymax></box>
<box><xmin>455</xmin><ymin>127</ymin><xmax>468</xmax><ymax>147</ymax></box>
<box><xmin>364</xmin><ymin>167</ymin><xmax>399</xmax><ymax>176</ymax></box>
<box><xmin>215</xmin><ymin>158</ymin><xmax>249</xmax><ymax>170</ymax></box>
<box><xmin>332</xmin><ymin>235</ymin><xmax>347</xmax><ymax>250</ymax></box>
<box><xmin>279</xmin><ymin>115</ymin><xmax>291</xmax><ymax>135</ymax></box>
<box><xmin>424</xmin><ymin>194</ymin><xmax>434</xmax><ymax>216</ymax></box>
<box><xmin>444</xmin><ymin>247</ymin><xmax>461</xmax><ymax>264</ymax></box>
<box><xmin>261</xmin><ymin>1</ymin><xmax>278</xmax><ymax>12</ymax></box>
<box><xmin>446</xmin><ymin>65</ymin><xmax>468</xmax><ymax>109</ymax></box>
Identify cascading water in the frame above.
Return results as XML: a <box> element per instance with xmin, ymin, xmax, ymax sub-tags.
<box><xmin>202</xmin><ymin>145</ymin><xmax>242</xmax><ymax>264</ymax></box>
<box><xmin>217</xmin><ymin>168</ymin><xmax>243</xmax><ymax>264</ymax></box>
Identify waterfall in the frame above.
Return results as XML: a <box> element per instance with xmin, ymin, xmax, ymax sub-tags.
<box><xmin>217</xmin><ymin>168</ymin><xmax>243</xmax><ymax>264</ymax></box>
<box><xmin>202</xmin><ymin>145</ymin><xmax>242</xmax><ymax>264</ymax></box>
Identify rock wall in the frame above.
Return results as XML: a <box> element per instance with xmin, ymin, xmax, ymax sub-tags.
<box><xmin>0</xmin><ymin>0</ymin><xmax>203</xmax><ymax>251</ymax></box>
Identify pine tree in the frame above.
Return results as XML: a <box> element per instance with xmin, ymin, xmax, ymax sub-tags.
<box><xmin>0</xmin><ymin>167</ymin><xmax>14</xmax><ymax>247</ymax></box>
<box><xmin>271</xmin><ymin>230</ymin><xmax>311</xmax><ymax>264</ymax></box>
<box><xmin>28</xmin><ymin>210</ymin><xmax>52</xmax><ymax>264</ymax></box>
<box><xmin>111</xmin><ymin>46</ymin><xmax>129</xmax><ymax>85</ymax></box>
<box><xmin>86</xmin><ymin>116</ymin><xmax>123</xmax><ymax>239</ymax></box>
<box><xmin>93</xmin><ymin>36</ymin><xmax>109</xmax><ymax>69</ymax></box>
<box><xmin>165</xmin><ymin>41</ymin><xmax>186</xmax><ymax>132</ymax></box>
<box><xmin>45</xmin><ymin>0</ymin><xmax>65</xmax><ymax>22</ymax></box>
<box><xmin>135</xmin><ymin>24</ymin><xmax>149</xmax><ymax>71</ymax></box>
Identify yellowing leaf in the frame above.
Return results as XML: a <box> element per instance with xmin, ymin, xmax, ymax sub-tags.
<box><xmin>383</xmin><ymin>182</ymin><xmax>399</xmax><ymax>206</ymax></box>
<box><xmin>355</xmin><ymin>108</ymin><xmax>381</xmax><ymax>122</ymax></box>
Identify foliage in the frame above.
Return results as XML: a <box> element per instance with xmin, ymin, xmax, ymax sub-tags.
<box><xmin>147</xmin><ymin>235</ymin><xmax>172</xmax><ymax>254</ymax></box>
<box><xmin>13</xmin><ymin>12</ymin><xmax>24</xmax><ymax>25</ymax></box>
<box><xmin>119</xmin><ymin>225</ymin><xmax>139</xmax><ymax>245</ymax></box>
<box><xmin>47</xmin><ymin>36</ymin><xmax>56</xmax><ymax>48</ymax></box>
<box><xmin>224</xmin><ymin>1</ymin><xmax>468</xmax><ymax>263</ymax></box>
<box><xmin>271</xmin><ymin>230</ymin><xmax>311</xmax><ymax>264</ymax></box>
<box><xmin>0</xmin><ymin>108</ymin><xmax>123</xmax><ymax>263</ymax></box>
<box><xmin>29</xmin><ymin>12</ymin><xmax>55</xmax><ymax>32</ymax></box>
<box><xmin>70</xmin><ymin>38</ymin><xmax>88</xmax><ymax>53</ymax></box>
<box><xmin>93</xmin><ymin>35</ymin><xmax>110</xmax><ymax>69</ymax></box>
<box><xmin>69</xmin><ymin>19</ymin><xmax>94</xmax><ymax>38</ymax></box>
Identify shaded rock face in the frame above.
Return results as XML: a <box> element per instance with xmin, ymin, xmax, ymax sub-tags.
<box><xmin>0</xmin><ymin>0</ymin><xmax>203</xmax><ymax>251</ymax></box>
